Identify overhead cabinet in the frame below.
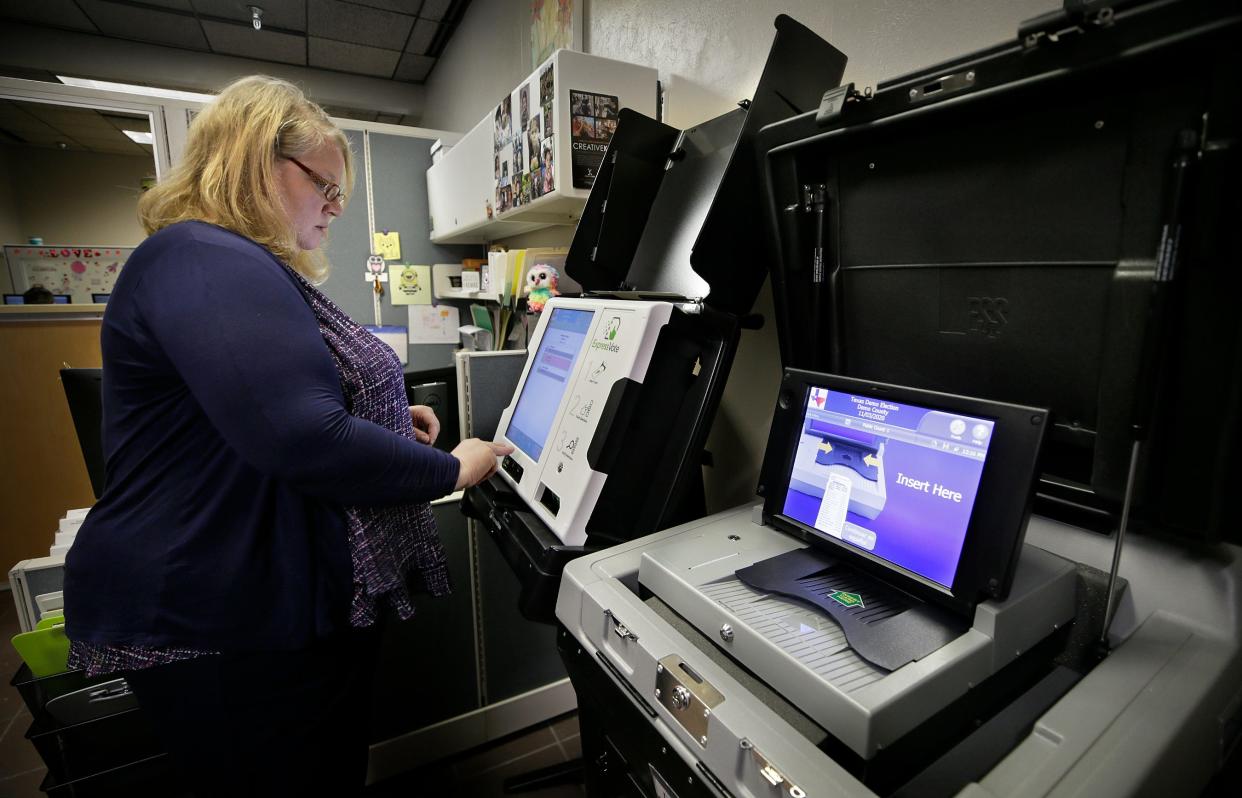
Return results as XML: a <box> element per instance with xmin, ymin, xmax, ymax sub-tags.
<box><xmin>428</xmin><ymin>49</ymin><xmax>657</xmax><ymax>244</ymax></box>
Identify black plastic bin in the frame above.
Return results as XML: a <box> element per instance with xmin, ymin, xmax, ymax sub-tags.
<box><xmin>10</xmin><ymin>665</ymin><xmax>103</xmax><ymax>719</ymax></box>
<box><xmin>40</xmin><ymin>753</ymin><xmax>184</xmax><ymax>798</ymax></box>
<box><xmin>26</xmin><ymin>705</ymin><xmax>162</xmax><ymax>785</ymax></box>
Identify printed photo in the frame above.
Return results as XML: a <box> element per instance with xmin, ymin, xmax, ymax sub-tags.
<box><xmin>539</xmin><ymin>63</ymin><xmax>555</xmax><ymax>106</ymax></box>
<box><xmin>528</xmin><ymin>116</ymin><xmax>542</xmax><ymax>163</ymax></box>
<box><xmin>598</xmin><ymin>117</ymin><xmax>618</xmax><ymax>139</ymax></box>
<box><xmin>500</xmin><ymin>96</ymin><xmax>512</xmax><ymax>133</ymax></box>
<box><xmin>519</xmin><ymin>85</ymin><xmax>530</xmax><ymax>127</ymax></box>
<box><xmin>570</xmin><ymin>91</ymin><xmax>594</xmax><ymax>117</ymax></box>
<box><xmin>542</xmin><ymin>138</ymin><xmax>554</xmax><ymax>172</ymax></box>
<box><xmin>571</xmin><ymin>115</ymin><xmax>594</xmax><ymax>139</ymax></box>
<box><xmin>594</xmin><ymin>95</ymin><xmax>619</xmax><ymax>119</ymax></box>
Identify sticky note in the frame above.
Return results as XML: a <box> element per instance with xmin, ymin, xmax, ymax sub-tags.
<box><xmin>374</xmin><ymin>231</ymin><xmax>401</xmax><ymax>260</ymax></box>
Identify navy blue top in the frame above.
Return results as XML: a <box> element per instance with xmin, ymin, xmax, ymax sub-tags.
<box><xmin>64</xmin><ymin>221</ymin><xmax>460</xmax><ymax>651</ymax></box>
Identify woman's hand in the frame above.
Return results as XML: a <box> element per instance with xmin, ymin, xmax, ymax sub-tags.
<box><xmin>451</xmin><ymin>438</ymin><xmax>515</xmax><ymax>490</ymax></box>
<box><xmin>409</xmin><ymin>405</ymin><xmax>440</xmax><ymax>445</ymax></box>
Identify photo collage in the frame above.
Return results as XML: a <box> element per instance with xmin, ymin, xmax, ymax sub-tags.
<box><xmin>494</xmin><ymin>62</ymin><xmax>558</xmax><ymax>216</ymax></box>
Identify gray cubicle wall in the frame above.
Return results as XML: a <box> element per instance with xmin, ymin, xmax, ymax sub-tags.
<box><xmin>317</xmin><ymin>129</ymin><xmax>480</xmax><ymax>370</ymax></box>
<box><xmin>317</xmin><ymin>129</ymin><xmax>372</xmax><ymax>319</ymax></box>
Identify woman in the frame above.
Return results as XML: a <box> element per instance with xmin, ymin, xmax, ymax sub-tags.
<box><xmin>63</xmin><ymin>75</ymin><xmax>512</xmax><ymax>794</ymax></box>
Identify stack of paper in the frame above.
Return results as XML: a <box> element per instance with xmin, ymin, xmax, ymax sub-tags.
<box><xmin>49</xmin><ymin>507</ymin><xmax>89</xmax><ymax>558</ymax></box>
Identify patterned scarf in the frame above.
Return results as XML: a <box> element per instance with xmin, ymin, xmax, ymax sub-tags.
<box><xmin>287</xmin><ymin>269</ymin><xmax>452</xmax><ymax>625</ymax></box>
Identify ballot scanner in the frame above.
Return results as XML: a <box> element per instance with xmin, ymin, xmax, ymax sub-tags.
<box><xmin>554</xmin><ymin>2</ymin><xmax>1242</xmax><ymax>796</ymax></box>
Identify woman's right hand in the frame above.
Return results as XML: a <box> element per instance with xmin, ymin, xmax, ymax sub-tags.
<box><xmin>452</xmin><ymin>438</ymin><xmax>515</xmax><ymax>490</ymax></box>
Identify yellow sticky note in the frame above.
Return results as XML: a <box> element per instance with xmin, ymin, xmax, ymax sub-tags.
<box><xmin>390</xmin><ymin>264</ymin><xmax>431</xmax><ymax>306</ymax></box>
<box><xmin>374</xmin><ymin>231</ymin><xmax>401</xmax><ymax>260</ymax></box>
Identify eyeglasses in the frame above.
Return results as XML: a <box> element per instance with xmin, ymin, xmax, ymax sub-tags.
<box><xmin>286</xmin><ymin>156</ymin><xmax>345</xmax><ymax>204</ymax></box>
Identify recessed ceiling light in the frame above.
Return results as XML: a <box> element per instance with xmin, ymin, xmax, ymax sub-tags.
<box><xmin>56</xmin><ymin>76</ymin><xmax>214</xmax><ymax>104</ymax></box>
<box><xmin>123</xmin><ymin>130</ymin><xmax>153</xmax><ymax>144</ymax></box>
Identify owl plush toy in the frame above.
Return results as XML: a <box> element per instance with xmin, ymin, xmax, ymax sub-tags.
<box><xmin>524</xmin><ymin>263</ymin><xmax>560</xmax><ymax>313</ymax></box>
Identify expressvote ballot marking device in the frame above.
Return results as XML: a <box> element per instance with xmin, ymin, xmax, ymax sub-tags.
<box><xmin>463</xmin><ymin>15</ymin><xmax>851</xmax><ymax>624</ymax></box>
<box><xmin>494</xmin><ymin>297</ymin><xmax>673</xmax><ymax>546</ymax></box>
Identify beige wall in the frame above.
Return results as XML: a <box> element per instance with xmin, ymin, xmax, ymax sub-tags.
<box><xmin>422</xmin><ymin>0</ymin><xmax>1055</xmax><ymax>131</ymax></box>
<box><xmin>420</xmin><ymin>0</ymin><xmax>1057</xmax><ymax>512</ymax></box>
<box><xmin>2</xmin><ymin>144</ymin><xmax>151</xmax><ymax>248</ymax></box>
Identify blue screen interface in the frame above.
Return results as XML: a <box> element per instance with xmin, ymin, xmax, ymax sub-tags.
<box><xmin>507</xmin><ymin>308</ymin><xmax>594</xmax><ymax>460</ymax></box>
<box><xmin>781</xmin><ymin>388</ymin><xmax>995</xmax><ymax>588</ymax></box>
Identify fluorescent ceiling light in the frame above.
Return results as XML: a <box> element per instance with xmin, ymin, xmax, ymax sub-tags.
<box><xmin>56</xmin><ymin>76</ymin><xmax>214</xmax><ymax>103</ymax></box>
<box><xmin>123</xmin><ymin>130</ymin><xmax>153</xmax><ymax>144</ymax></box>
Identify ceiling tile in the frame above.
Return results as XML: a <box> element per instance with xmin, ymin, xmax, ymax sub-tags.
<box><xmin>31</xmin><ymin>110</ymin><xmax>116</xmax><ymax>135</ymax></box>
<box><xmin>0</xmin><ymin>0</ymin><xmax>98</xmax><ymax>32</ymax></box>
<box><xmin>192</xmin><ymin>0</ymin><xmax>306</xmax><ymax>32</ymax></box>
<box><xmin>201</xmin><ymin>20</ymin><xmax>306</xmax><ymax>65</ymax></box>
<box><xmin>28</xmin><ymin>141</ymin><xmax>88</xmax><ymax>151</ymax></box>
<box><xmin>307</xmin><ymin>37</ymin><xmax>401</xmax><ymax>78</ymax></box>
<box><xmin>393</xmin><ymin>53</ymin><xmax>434</xmax><ymax>83</ymax></box>
<box><xmin>121</xmin><ymin>0</ymin><xmax>193</xmax><ymax>9</ymax></box>
<box><xmin>78</xmin><ymin>0</ymin><xmax>210</xmax><ymax>50</ymax></box>
<box><xmin>307</xmin><ymin>0</ymin><xmax>413</xmax><ymax>51</ymax></box>
<box><xmin>0</xmin><ymin>67</ymin><xmax>63</xmax><ymax>84</ymax></box>
<box><xmin>100</xmin><ymin>113</ymin><xmax>151</xmax><ymax>133</ymax></box>
<box><xmin>0</xmin><ymin>120</ymin><xmax>60</xmax><ymax>141</ymax></box>
<box><xmin>419</xmin><ymin>0</ymin><xmax>452</xmax><ymax>22</ymax></box>
<box><xmin>73</xmin><ymin>133</ymin><xmax>134</xmax><ymax>148</ymax></box>
<box><xmin>349</xmin><ymin>2</ymin><xmax>423</xmax><ymax>15</ymax></box>
<box><xmin>406</xmin><ymin>18</ymin><xmax>437</xmax><ymax>54</ymax></box>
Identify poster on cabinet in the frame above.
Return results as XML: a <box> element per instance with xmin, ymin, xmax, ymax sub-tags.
<box><xmin>570</xmin><ymin>90</ymin><xmax>618</xmax><ymax>189</ymax></box>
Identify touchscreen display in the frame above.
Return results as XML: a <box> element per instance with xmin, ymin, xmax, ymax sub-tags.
<box><xmin>781</xmin><ymin>387</ymin><xmax>995</xmax><ymax>588</ymax></box>
<box><xmin>506</xmin><ymin>308</ymin><xmax>594</xmax><ymax>460</ymax></box>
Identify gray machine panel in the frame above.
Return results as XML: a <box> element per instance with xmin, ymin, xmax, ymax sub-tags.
<box><xmin>557</xmin><ymin>506</ymin><xmax>1242</xmax><ymax>796</ymax></box>
<box><xmin>635</xmin><ymin>513</ymin><xmax>1076</xmax><ymax>758</ymax></box>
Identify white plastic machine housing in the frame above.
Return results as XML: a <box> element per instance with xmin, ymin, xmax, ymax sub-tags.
<box><xmin>495</xmin><ymin>296</ymin><xmax>673</xmax><ymax>546</ymax></box>
<box><xmin>555</xmin><ymin>506</ymin><xmax>1242</xmax><ymax>796</ymax></box>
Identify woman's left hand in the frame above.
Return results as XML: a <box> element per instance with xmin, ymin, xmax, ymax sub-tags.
<box><xmin>409</xmin><ymin>405</ymin><xmax>440</xmax><ymax>445</ymax></box>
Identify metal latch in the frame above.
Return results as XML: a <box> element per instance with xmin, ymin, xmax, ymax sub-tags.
<box><xmin>740</xmin><ymin>738</ymin><xmax>807</xmax><ymax>798</ymax></box>
<box><xmin>906</xmin><ymin>70</ymin><xmax>976</xmax><ymax>104</ymax></box>
<box><xmin>603</xmin><ymin>608</ymin><xmax>638</xmax><ymax>642</ymax></box>
<box><xmin>815</xmin><ymin>82</ymin><xmax>871</xmax><ymax>127</ymax></box>
<box><xmin>655</xmin><ymin>655</ymin><xmax>724</xmax><ymax>747</ymax></box>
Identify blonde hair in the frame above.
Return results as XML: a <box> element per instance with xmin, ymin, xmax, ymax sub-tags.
<box><xmin>138</xmin><ymin>75</ymin><xmax>353</xmax><ymax>283</ymax></box>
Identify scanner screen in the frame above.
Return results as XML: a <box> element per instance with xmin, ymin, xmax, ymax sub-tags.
<box><xmin>507</xmin><ymin>308</ymin><xmax>594</xmax><ymax>460</ymax></box>
<box><xmin>781</xmin><ymin>388</ymin><xmax>995</xmax><ymax>588</ymax></box>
